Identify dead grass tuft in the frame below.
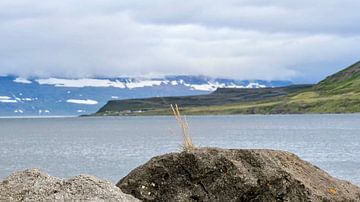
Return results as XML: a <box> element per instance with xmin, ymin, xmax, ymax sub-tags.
<box><xmin>171</xmin><ymin>104</ymin><xmax>195</xmax><ymax>152</ymax></box>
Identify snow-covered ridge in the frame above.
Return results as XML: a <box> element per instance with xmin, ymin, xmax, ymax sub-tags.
<box><xmin>184</xmin><ymin>82</ymin><xmax>267</xmax><ymax>91</ymax></box>
<box><xmin>29</xmin><ymin>77</ymin><xmax>268</xmax><ymax>91</ymax></box>
<box><xmin>36</xmin><ymin>78</ymin><xmax>126</xmax><ymax>88</ymax></box>
<box><xmin>35</xmin><ymin>78</ymin><xmax>168</xmax><ymax>89</ymax></box>
<box><xmin>1</xmin><ymin>76</ymin><xmax>291</xmax><ymax>116</ymax></box>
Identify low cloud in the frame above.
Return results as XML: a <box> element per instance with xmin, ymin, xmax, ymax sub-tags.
<box><xmin>0</xmin><ymin>0</ymin><xmax>359</xmax><ymax>83</ymax></box>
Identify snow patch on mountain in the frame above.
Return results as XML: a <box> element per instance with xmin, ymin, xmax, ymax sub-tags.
<box><xmin>170</xmin><ymin>81</ymin><xmax>178</xmax><ymax>85</ymax></box>
<box><xmin>186</xmin><ymin>83</ymin><xmax>225</xmax><ymax>91</ymax></box>
<box><xmin>21</xmin><ymin>98</ymin><xmax>34</xmax><ymax>101</ymax></box>
<box><xmin>14</xmin><ymin>109</ymin><xmax>24</xmax><ymax>113</ymax></box>
<box><xmin>14</xmin><ymin>78</ymin><xmax>32</xmax><ymax>84</ymax></box>
<box><xmin>66</xmin><ymin>99</ymin><xmax>99</xmax><ymax>105</ymax></box>
<box><xmin>0</xmin><ymin>96</ymin><xmax>11</xmax><ymax>100</ymax></box>
<box><xmin>0</xmin><ymin>96</ymin><xmax>17</xmax><ymax>103</ymax></box>
<box><xmin>245</xmin><ymin>82</ymin><xmax>267</xmax><ymax>88</ymax></box>
<box><xmin>183</xmin><ymin>82</ymin><xmax>266</xmax><ymax>91</ymax></box>
<box><xmin>125</xmin><ymin>80</ymin><xmax>164</xmax><ymax>89</ymax></box>
<box><xmin>0</xmin><ymin>99</ymin><xmax>17</xmax><ymax>103</ymax></box>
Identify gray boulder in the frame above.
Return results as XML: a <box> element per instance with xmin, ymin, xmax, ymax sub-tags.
<box><xmin>117</xmin><ymin>148</ymin><xmax>360</xmax><ymax>201</ymax></box>
<box><xmin>0</xmin><ymin>169</ymin><xmax>140</xmax><ymax>202</ymax></box>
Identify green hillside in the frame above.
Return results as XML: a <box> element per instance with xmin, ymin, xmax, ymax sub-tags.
<box><xmin>94</xmin><ymin>61</ymin><xmax>360</xmax><ymax>115</ymax></box>
<box><xmin>95</xmin><ymin>85</ymin><xmax>312</xmax><ymax>115</ymax></box>
<box><xmin>315</xmin><ymin>61</ymin><xmax>360</xmax><ymax>94</ymax></box>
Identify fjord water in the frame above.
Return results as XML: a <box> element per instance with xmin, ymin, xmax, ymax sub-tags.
<box><xmin>0</xmin><ymin>115</ymin><xmax>359</xmax><ymax>185</ymax></box>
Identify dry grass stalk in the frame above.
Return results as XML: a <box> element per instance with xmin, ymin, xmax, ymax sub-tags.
<box><xmin>171</xmin><ymin>104</ymin><xmax>195</xmax><ymax>151</ymax></box>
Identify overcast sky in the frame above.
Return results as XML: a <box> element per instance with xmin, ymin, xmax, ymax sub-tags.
<box><xmin>0</xmin><ymin>0</ymin><xmax>359</xmax><ymax>83</ymax></box>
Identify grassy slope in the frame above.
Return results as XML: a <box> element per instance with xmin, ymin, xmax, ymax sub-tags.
<box><xmin>95</xmin><ymin>61</ymin><xmax>360</xmax><ymax>115</ymax></box>
<box><xmin>95</xmin><ymin>85</ymin><xmax>312</xmax><ymax>115</ymax></box>
<box><xmin>131</xmin><ymin>92</ymin><xmax>360</xmax><ymax>115</ymax></box>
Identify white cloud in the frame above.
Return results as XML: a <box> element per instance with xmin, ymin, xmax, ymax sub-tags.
<box><xmin>0</xmin><ymin>1</ymin><xmax>359</xmax><ymax>83</ymax></box>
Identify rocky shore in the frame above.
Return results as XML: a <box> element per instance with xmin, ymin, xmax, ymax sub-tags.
<box><xmin>1</xmin><ymin>148</ymin><xmax>360</xmax><ymax>201</ymax></box>
<box><xmin>0</xmin><ymin>169</ymin><xmax>139</xmax><ymax>202</ymax></box>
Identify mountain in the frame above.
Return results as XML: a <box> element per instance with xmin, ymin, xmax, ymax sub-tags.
<box><xmin>0</xmin><ymin>76</ymin><xmax>291</xmax><ymax>116</ymax></box>
<box><xmin>94</xmin><ymin>61</ymin><xmax>360</xmax><ymax>115</ymax></box>
<box><xmin>95</xmin><ymin>85</ymin><xmax>312</xmax><ymax>115</ymax></box>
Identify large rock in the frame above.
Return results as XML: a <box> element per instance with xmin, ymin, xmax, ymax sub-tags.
<box><xmin>0</xmin><ymin>169</ymin><xmax>140</xmax><ymax>202</ymax></box>
<box><xmin>117</xmin><ymin>148</ymin><xmax>360</xmax><ymax>201</ymax></box>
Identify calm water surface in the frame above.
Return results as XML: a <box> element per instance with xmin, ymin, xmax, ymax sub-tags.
<box><xmin>0</xmin><ymin>115</ymin><xmax>359</xmax><ymax>185</ymax></box>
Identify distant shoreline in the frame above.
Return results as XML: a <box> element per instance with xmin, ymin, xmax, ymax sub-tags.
<box><xmin>89</xmin><ymin>113</ymin><xmax>360</xmax><ymax>117</ymax></box>
<box><xmin>0</xmin><ymin>115</ymin><xmax>76</xmax><ymax>119</ymax></box>
<box><xmin>2</xmin><ymin>113</ymin><xmax>360</xmax><ymax>119</ymax></box>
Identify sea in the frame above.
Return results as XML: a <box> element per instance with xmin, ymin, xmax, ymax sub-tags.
<box><xmin>0</xmin><ymin>114</ymin><xmax>359</xmax><ymax>185</ymax></box>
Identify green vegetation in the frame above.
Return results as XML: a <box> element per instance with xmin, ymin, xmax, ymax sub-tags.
<box><xmin>94</xmin><ymin>61</ymin><xmax>360</xmax><ymax>115</ymax></box>
<box><xmin>95</xmin><ymin>85</ymin><xmax>312</xmax><ymax>115</ymax></box>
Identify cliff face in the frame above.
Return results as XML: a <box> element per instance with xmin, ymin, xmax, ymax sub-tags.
<box><xmin>117</xmin><ymin>148</ymin><xmax>360</xmax><ymax>202</ymax></box>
